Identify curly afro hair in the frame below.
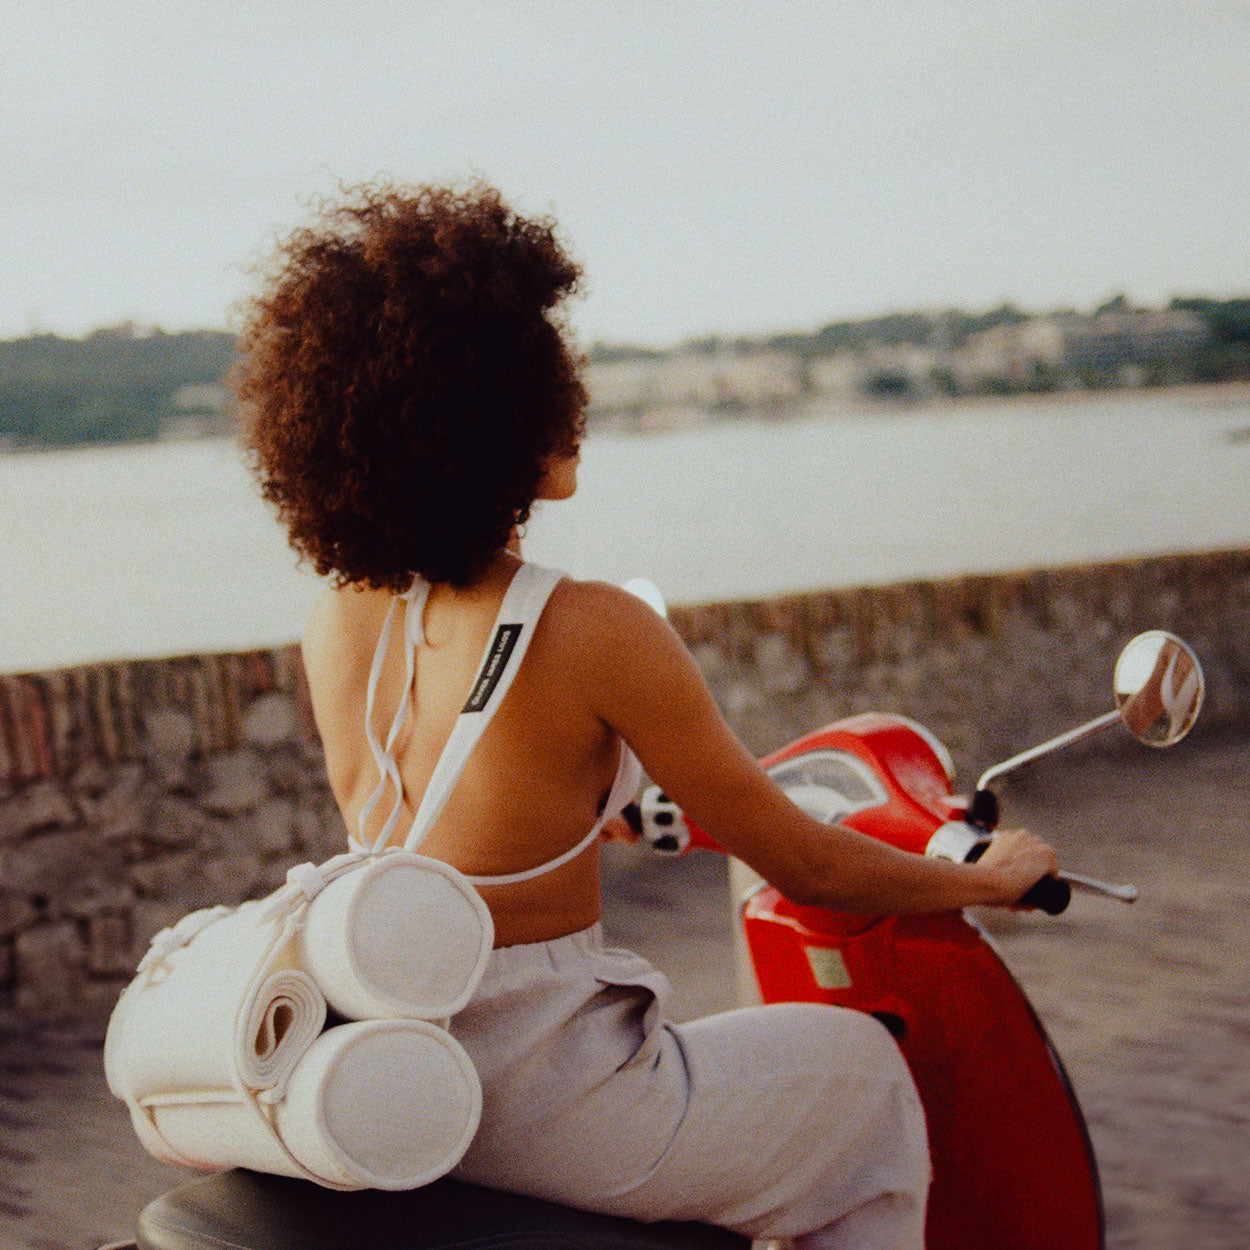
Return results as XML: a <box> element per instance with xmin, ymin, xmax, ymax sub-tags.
<box><xmin>233</xmin><ymin>182</ymin><xmax>587</xmax><ymax>590</ymax></box>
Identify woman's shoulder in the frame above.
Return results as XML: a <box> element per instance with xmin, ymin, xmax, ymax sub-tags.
<box><xmin>302</xmin><ymin>583</ymin><xmax>392</xmax><ymax>682</ymax></box>
<box><xmin>546</xmin><ymin>571</ymin><xmax>631</xmax><ymax>612</ymax></box>
<box><xmin>536</xmin><ymin>572</ymin><xmax>673</xmax><ymax>673</ymax></box>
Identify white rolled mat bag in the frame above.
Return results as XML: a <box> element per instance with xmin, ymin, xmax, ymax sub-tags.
<box><xmin>106</xmin><ymin>563</ymin><xmax>614</xmax><ymax>1191</ymax></box>
<box><xmin>105</xmin><ymin>847</ymin><xmax>494</xmax><ymax>1190</ymax></box>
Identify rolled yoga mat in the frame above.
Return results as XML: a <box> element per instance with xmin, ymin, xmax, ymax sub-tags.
<box><xmin>105</xmin><ymin>903</ymin><xmax>327</xmax><ymax>1105</ymax></box>
<box><xmin>145</xmin><ymin>1019</ymin><xmax>483</xmax><ymax>1190</ymax></box>
<box><xmin>106</xmin><ymin>853</ymin><xmax>490</xmax><ymax>1187</ymax></box>
<box><xmin>298</xmin><ymin>851</ymin><xmax>494</xmax><ymax>1021</ymax></box>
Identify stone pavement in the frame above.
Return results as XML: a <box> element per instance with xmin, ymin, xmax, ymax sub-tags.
<box><xmin>978</xmin><ymin>731</ymin><xmax>1250</xmax><ymax>1249</ymax></box>
<box><xmin>2</xmin><ymin>730</ymin><xmax>1246</xmax><ymax>1249</ymax></box>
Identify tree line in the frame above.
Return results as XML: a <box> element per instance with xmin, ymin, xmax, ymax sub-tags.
<box><xmin>2</xmin><ymin>297</ymin><xmax>1248</xmax><ymax>451</ymax></box>
<box><xmin>0</xmin><ymin>326</ymin><xmax>236</xmax><ymax>449</ymax></box>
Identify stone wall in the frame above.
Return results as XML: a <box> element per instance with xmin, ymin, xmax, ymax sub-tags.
<box><xmin>669</xmin><ymin>548</ymin><xmax>1250</xmax><ymax>770</ymax></box>
<box><xmin>0</xmin><ymin>649</ymin><xmax>348</xmax><ymax>1021</ymax></box>
<box><xmin>2</xmin><ymin>547</ymin><xmax>1247</xmax><ymax>1021</ymax></box>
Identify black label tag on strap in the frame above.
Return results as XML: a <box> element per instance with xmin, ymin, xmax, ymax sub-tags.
<box><xmin>462</xmin><ymin>623</ymin><xmax>522</xmax><ymax>713</ymax></box>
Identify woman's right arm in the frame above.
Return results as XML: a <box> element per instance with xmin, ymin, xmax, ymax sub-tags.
<box><xmin>566</xmin><ymin>581</ymin><xmax>1056</xmax><ymax>915</ymax></box>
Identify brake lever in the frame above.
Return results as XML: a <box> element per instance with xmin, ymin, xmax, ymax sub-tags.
<box><xmin>1059</xmin><ymin>871</ymin><xmax>1138</xmax><ymax>904</ymax></box>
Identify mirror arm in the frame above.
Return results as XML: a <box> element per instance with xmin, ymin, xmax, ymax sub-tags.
<box><xmin>976</xmin><ymin>709</ymin><xmax>1123</xmax><ymax>792</ymax></box>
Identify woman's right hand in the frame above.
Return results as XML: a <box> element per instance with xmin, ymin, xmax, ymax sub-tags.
<box><xmin>974</xmin><ymin>828</ymin><xmax>1060</xmax><ymax>908</ymax></box>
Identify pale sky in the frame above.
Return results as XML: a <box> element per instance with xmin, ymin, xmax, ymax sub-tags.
<box><xmin>2</xmin><ymin>0</ymin><xmax>1248</xmax><ymax>348</ymax></box>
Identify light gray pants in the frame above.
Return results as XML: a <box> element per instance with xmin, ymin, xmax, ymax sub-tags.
<box><xmin>449</xmin><ymin>924</ymin><xmax>929</xmax><ymax>1249</ymax></box>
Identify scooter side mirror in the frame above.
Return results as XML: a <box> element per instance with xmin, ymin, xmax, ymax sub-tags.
<box><xmin>976</xmin><ymin>630</ymin><xmax>1205</xmax><ymax>793</ymax></box>
<box><xmin>969</xmin><ymin>630</ymin><xmax>1203</xmax><ymax>906</ymax></box>
<box><xmin>1113</xmin><ymin>630</ymin><xmax>1204</xmax><ymax>747</ymax></box>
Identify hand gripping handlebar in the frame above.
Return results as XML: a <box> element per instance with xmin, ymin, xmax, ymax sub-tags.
<box><xmin>963</xmin><ymin>838</ymin><xmax>1072</xmax><ymax>915</ymax></box>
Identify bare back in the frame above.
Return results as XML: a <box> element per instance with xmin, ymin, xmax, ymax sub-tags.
<box><xmin>303</xmin><ymin>551</ymin><xmax>1049</xmax><ymax>945</ymax></box>
<box><xmin>301</xmin><ymin>554</ymin><xmax>625</xmax><ymax>946</ymax></box>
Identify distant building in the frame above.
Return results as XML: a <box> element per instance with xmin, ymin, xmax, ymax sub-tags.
<box><xmin>584</xmin><ymin>358</ymin><xmax>661</xmax><ymax>413</ymax></box>
<box><xmin>159</xmin><ymin>382</ymin><xmax>234</xmax><ymax>440</ymax></box>
<box><xmin>810</xmin><ymin>343</ymin><xmax>948</xmax><ymax>399</ymax></box>
<box><xmin>955</xmin><ymin>310</ymin><xmax>1209</xmax><ymax>388</ymax></box>
<box><xmin>586</xmin><ymin>348</ymin><xmax>804</xmax><ymax>425</ymax></box>
<box><xmin>1058</xmin><ymin>310</ymin><xmax>1208</xmax><ymax>374</ymax></box>
<box><xmin>585</xmin><ymin>304</ymin><xmax>1216</xmax><ymax>426</ymax></box>
<box><xmin>954</xmin><ymin>323</ymin><xmax>1040</xmax><ymax>388</ymax></box>
<box><xmin>808</xmin><ymin>351</ymin><xmax>864</xmax><ymax>397</ymax></box>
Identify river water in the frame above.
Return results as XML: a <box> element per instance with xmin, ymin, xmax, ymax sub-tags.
<box><xmin>2</xmin><ymin>386</ymin><xmax>1247</xmax><ymax>672</ymax></box>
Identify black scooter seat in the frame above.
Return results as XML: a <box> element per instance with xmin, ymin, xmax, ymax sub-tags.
<box><xmin>136</xmin><ymin>1169</ymin><xmax>750</xmax><ymax>1250</ymax></box>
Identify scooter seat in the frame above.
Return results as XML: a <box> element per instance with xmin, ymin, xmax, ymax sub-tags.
<box><xmin>136</xmin><ymin>1169</ymin><xmax>750</xmax><ymax>1250</ymax></box>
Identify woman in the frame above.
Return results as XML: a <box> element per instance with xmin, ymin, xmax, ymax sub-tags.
<box><xmin>234</xmin><ymin>183</ymin><xmax>1057</xmax><ymax>1250</ymax></box>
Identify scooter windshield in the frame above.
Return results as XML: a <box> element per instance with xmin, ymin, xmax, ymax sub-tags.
<box><xmin>767</xmin><ymin>750</ymin><xmax>887</xmax><ymax>825</ymax></box>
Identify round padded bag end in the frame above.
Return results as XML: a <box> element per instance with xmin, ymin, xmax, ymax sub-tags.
<box><xmin>300</xmin><ymin>853</ymin><xmax>493</xmax><ymax>1021</ymax></box>
<box><xmin>275</xmin><ymin>1019</ymin><xmax>482</xmax><ymax>1190</ymax></box>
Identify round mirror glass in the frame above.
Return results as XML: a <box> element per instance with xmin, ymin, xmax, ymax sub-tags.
<box><xmin>1113</xmin><ymin>631</ymin><xmax>1204</xmax><ymax>746</ymax></box>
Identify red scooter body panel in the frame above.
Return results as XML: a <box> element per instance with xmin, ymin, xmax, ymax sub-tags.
<box><xmin>742</xmin><ymin>893</ymin><xmax>1101</xmax><ymax>1250</ymax></box>
<box><xmin>682</xmin><ymin>717</ymin><xmax>1103</xmax><ymax>1249</ymax></box>
<box><xmin>684</xmin><ymin>715</ymin><xmax>967</xmax><ymax>859</ymax></box>
<box><xmin>761</xmin><ymin>713</ymin><xmax>964</xmax><ymax>850</ymax></box>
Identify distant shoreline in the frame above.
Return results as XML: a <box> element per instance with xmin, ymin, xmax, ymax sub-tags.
<box><xmin>586</xmin><ymin>376</ymin><xmax>1250</xmax><ymax>438</ymax></box>
<box><xmin>3</xmin><ymin>378</ymin><xmax>1249</xmax><ymax>461</ymax></box>
<box><xmin>915</xmin><ymin>377</ymin><xmax>1250</xmax><ymax>414</ymax></box>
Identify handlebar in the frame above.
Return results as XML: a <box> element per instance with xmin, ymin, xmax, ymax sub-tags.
<box><xmin>1018</xmin><ymin>874</ymin><xmax>1072</xmax><ymax>915</ymax></box>
<box><xmin>638</xmin><ymin>791</ymin><xmax>1082</xmax><ymax>915</ymax></box>
<box><xmin>962</xmin><ymin>837</ymin><xmax>1072</xmax><ymax>915</ymax></box>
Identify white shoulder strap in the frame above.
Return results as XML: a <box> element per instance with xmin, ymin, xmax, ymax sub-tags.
<box><xmin>401</xmin><ymin>563</ymin><xmax>564</xmax><ymax>853</ymax></box>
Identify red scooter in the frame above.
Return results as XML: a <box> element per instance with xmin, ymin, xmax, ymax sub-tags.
<box><xmin>107</xmin><ymin>629</ymin><xmax>1202</xmax><ymax>1250</ymax></box>
<box><xmin>635</xmin><ymin>626</ymin><xmax>1203</xmax><ymax>1250</ymax></box>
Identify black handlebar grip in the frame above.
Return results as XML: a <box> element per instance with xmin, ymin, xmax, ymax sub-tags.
<box><xmin>1019</xmin><ymin>874</ymin><xmax>1071</xmax><ymax>915</ymax></box>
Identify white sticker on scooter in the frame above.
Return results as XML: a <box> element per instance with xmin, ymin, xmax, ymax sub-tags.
<box><xmin>804</xmin><ymin>946</ymin><xmax>852</xmax><ymax>989</ymax></box>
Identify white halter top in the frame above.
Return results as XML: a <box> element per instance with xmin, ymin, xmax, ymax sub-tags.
<box><xmin>347</xmin><ymin>561</ymin><xmax>643</xmax><ymax>885</ymax></box>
